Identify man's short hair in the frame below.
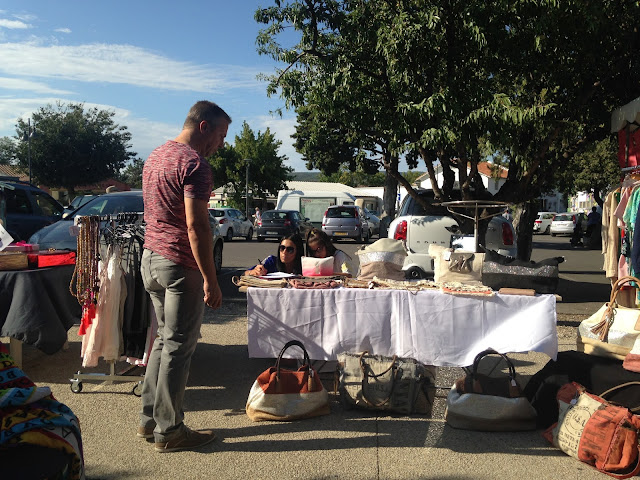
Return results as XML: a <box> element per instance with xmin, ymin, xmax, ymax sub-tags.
<box><xmin>183</xmin><ymin>101</ymin><xmax>232</xmax><ymax>130</ymax></box>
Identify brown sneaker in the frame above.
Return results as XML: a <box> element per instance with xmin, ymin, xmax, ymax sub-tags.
<box><xmin>137</xmin><ymin>425</ymin><xmax>155</xmax><ymax>439</ymax></box>
<box><xmin>154</xmin><ymin>427</ymin><xmax>216</xmax><ymax>453</ymax></box>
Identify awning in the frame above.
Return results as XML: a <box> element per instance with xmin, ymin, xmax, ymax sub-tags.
<box><xmin>611</xmin><ymin>96</ymin><xmax>640</xmax><ymax>133</ymax></box>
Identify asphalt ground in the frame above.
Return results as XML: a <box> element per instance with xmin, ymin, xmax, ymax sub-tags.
<box><xmin>10</xmin><ymin>233</ymin><xmax>615</xmax><ymax>480</ymax></box>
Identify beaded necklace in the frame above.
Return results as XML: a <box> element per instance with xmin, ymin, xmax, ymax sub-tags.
<box><xmin>70</xmin><ymin>215</ymin><xmax>101</xmax><ymax>310</ymax></box>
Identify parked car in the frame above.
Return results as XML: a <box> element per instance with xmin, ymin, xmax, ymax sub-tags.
<box><xmin>388</xmin><ymin>189</ymin><xmax>518</xmax><ymax>279</ymax></box>
<box><xmin>550</xmin><ymin>212</ymin><xmax>587</xmax><ymax>236</ymax></box>
<box><xmin>256</xmin><ymin>209</ymin><xmax>313</xmax><ymax>242</ymax></box>
<box><xmin>533</xmin><ymin>211</ymin><xmax>557</xmax><ymax>234</ymax></box>
<box><xmin>0</xmin><ymin>177</ymin><xmax>64</xmax><ymax>241</ymax></box>
<box><xmin>28</xmin><ymin>190</ymin><xmax>225</xmax><ymax>273</ymax></box>
<box><xmin>364</xmin><ymin>207</ymin><xmax>381</xmax><ymax>238</ymax></box>
<box><xmin>63</xmin><ymin>194</ymin><xmax>98</xmax><ymax>217</ymax></box>
<box><xmin>322</xmin><ymin>205</ymin><xmax>371</xmax><ymax>243</ymax></box>
<box><xmin>209</xmin><ymin>207</ymin><xmax>253</xmax><ymax>241</ymax></box>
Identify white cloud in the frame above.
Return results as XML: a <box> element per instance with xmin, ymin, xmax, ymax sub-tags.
<box><xmin>0</xmin><ymin>19</ymin><xmax>31</xmax><ymax>29</ymax></box>
<box><xmin>54</xmin><ymin>28</ymin><xmax>71</xmax><ymax>34</ymax></box>
<box><xmin>0</xmin><ymin>42</ymin><xmax>264</xmax><ymax>93</ymax></box>
<box><xmin>0</xmin><ymin>76</ymin><xmax>72</xmax><ymax>94</ymax></box>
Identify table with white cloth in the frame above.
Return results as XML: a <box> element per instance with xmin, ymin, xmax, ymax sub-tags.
<box><xmin>247</xmin><ymin>287</ymin><xmax>558</xmax><ymax>367</ymax></box>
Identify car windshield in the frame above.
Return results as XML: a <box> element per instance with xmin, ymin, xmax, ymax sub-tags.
<box><xmin>327</xmin><ymin>207</ymin><xmax>356</xmax><ymax>218</ymax></box>
<box><xmin>554</xmin><ymin>214</ymin><xmax>573</xmax><ymax>222</ymax></box>
<box><xmin>211</xmin><ymin>210</ymin><xmax>225</xmax><ymax>218</ymax></box>
<box><xmin>405</xmin><ymin>192</ymin><xmax>455</xmax><ymax>216</ymax></box>
<box><xmin>72</xmin><ymin>195</ymin><xmax>144</xmax><ymax>218</ymax></box>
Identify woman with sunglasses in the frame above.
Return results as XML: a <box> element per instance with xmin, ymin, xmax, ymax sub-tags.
<box><xmin>244</xmin><ymin>233</ymin><xmax>304</xmax><ymax>276</ymax></box>
<box><xmin>305</xmin><ymin>228</ymin><xmax>353</xmax><ymax>274</ymax></box>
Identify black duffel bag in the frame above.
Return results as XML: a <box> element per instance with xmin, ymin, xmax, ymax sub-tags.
<box><xmin>481</xmin><ymin>249</ymin><xmax>564</xmax><ymax>294</ymax></box>
<box><xmin>523</xmin><ymin>350</ymin><xmax>640</xmax><ymax>428</ymax></box>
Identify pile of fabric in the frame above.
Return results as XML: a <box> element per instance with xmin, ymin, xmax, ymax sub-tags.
<box><xmin>0</xmin><ymin>344</ymin><xmax>84</xmax><ymax>479</ymax></box>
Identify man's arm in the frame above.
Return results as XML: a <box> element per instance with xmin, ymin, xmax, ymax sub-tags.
<box><xmin>185</xmin><ymin>197</ymin><xmax>222</xmax><ymax>309</ymax></box>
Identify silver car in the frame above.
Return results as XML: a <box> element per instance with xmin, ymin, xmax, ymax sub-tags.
<box><xmin>322</xmin><ymin>205</ymin><xmax>371</xmax><ymax>243</ymax></box>
<box><xmin>550</xmin><ymin>212</ymin><xmax>587</xmax><ymax>236</ymax></box>
<box><xmin>387</xmin><ymin>189</ymin><xmax>518</xmax><ymax>279</ymax></box>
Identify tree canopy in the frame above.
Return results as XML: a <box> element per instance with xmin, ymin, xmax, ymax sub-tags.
<box><xmin>1</xmin><ymin>102</ymin><xmax>136</xmax><ymax>194</ymax></box>
<box><xmin>208</xmin><ymin>121</ymin><xmax>293</xmax><ymax>212</ymax></box>
<box><xmin>256</xmin><ymin>0</ymin><xmax>640</xmax><ymax>258</ymax></box>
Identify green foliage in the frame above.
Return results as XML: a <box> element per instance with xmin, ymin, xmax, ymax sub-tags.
<box><xmin>556</xmin><ymin>137</ymin><xmax>620</xmax><ymax>197</ymax></box>
<box><xmin>118</xmin><ymin>158</ymin><xmax>145</xmax><ymax>189</ymax></box>
<box><xmin>208</xmin><ymin>121</ymin><xmax>293</xmax><ymax>210</ymax></box>
<box><xmin>0</xmin><ymin>137</ymin><xmax>17</xmax><ymax>165</ymax></box>
<box><xmin>9</xmin><ymin>102</ymin><xmax>135</xmax><ymax>193</ymax></box>
<box><xmin>255</xmin><ymin>0</ymin><xmax>640</xmax><ymax>203</ymax></box>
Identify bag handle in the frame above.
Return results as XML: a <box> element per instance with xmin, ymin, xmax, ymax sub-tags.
<box><xmin>275</xmin><ymin>340</ymin><xmax>311</xmax><ymax>381</ymax></box>
<box><xmin>591</xmin><ymin>276</ymin><xmax>640</xmax><ymax>340</ymax></box>
<box><xmin>471</xmin><ymin>348</ymin><xmax>517</xmax><ymax>382</ymax></box>
<box><xmin>359</xmin><ymin>351</ymin><xmax>399</xmax><ymax>408</ymax></box>
<box><xmin>599</xmin><ymin>381</ymin><xmax>640</xmax><ymax>413</ymax></box>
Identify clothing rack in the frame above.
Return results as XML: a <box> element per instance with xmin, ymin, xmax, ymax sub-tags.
<box><xmin>70</xmin><ymin>213</ymin><xmax>150</xmax><ymax>396</ymax></box>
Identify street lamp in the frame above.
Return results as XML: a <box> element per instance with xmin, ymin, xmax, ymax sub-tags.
<box><xmin>22</xmin><ymin>119</ymin><xmax>36</xmax><ymax>185</ymax></box>
<box><xmin>245</xmin><ymin>158</ymin><xmax>251</xmax><ymax>219</ymax></box>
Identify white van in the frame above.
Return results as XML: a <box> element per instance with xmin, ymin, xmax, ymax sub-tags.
<box><xmin>276</xmin><ymin>189</ymin><xmax>356</xmax><ymax>226</ymax></box>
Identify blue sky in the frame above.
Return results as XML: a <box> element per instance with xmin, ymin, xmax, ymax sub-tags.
<box><xmin>0</xmin><ymin>1</ymin><xmax>315</xmax><ymax>171</ymax></box>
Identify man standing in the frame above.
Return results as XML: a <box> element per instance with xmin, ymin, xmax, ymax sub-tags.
<box><xmin>139</xmin><ymin>101</ymin><xmax>231</xmax><ymax>453</ymax></box>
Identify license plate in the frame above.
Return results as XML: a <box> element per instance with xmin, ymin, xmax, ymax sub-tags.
<box><xmin>334</xmin><ymin>232</ymin><xmax>348</xmax><ymax>236</ymax></box>
<box><xmin>266</xmin><ymin>231</ymin><xmax>278</xmax><ymax>235</ymax></box>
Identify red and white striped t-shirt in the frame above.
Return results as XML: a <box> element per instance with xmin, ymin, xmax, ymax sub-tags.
<box><xmin>142</xmin><ymin>141</ymin><xmax>213</xmax><ymax>269</ymax></box>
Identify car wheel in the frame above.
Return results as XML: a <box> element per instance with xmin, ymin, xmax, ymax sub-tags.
<box><xmin>544</xmin><ymin>225</ymin><xmax>550</xmax><ymax>234</ymax></box>
<box><xmin>363</xmin><ymin>230</ymin><xmax>370</xmax><ymax>244</ymax></box>
<box><xmin>213</xmin><ymin>241</ymin><xmax>223</xmax><ymax>274</ymax></box>
<box><xmin>356</xmin><ymin>230</ymin><xmax>363</xmax><ymax>243</ymax></box>
<box><xmin>246</xmin><ymin>228</ymin><xmax>253</xmax><ymax>241</ymax></box>
<box><xmin>226</xmin><ymin>228</ymin><xmax>233</xmax><ymax>242</ymax></box>
<box><xmin>405</xmin><ymin>267</ymin><xmax>426</xmax><ymax>279</ymax></box>
<box><xmin>551</xmin><ymin>233</ymin><xmax>556</xmax><ymax>237</ymax></box>
<box><xmin>257</xmin><ymin>236</ymin><xmax>265</xmax><ymax>242</ymax></box>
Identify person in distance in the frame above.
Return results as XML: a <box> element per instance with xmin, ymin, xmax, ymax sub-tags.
<box><xmin>244</xmin><ymin>233</ymin><xmax>304</xmax><ymax>276</ymax></box>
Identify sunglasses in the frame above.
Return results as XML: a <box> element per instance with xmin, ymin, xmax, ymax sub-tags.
<box><xmin>279</xmin><ymin>245</ymin><xmax>295</xmax><ymax>254</ymax></box>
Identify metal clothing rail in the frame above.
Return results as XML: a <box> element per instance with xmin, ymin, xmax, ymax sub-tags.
<box><xmin>439</xmin><ymin>200</ymin><xmax>509</xmax><ymax>252</ymax></box>
<box><xmin>69</xmin><ymin>213</ymin><xmax>147</xmax><ymax>396</ymax></box>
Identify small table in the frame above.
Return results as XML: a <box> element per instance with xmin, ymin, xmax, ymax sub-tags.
<box><xmin>0</xmin><ymin>265</ymin><xmax>81</xmax><ymax>365</ymax></box>
<box><xmin>247</xmin><ymin>287</ymin><xmax>558</xmax><ymax>367</ymax></box>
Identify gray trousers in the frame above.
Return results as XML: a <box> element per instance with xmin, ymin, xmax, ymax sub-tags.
<box><xmin>139</xmin><ymin>249</ymin><xmax>204</xmax><ymax>442</ymax></box>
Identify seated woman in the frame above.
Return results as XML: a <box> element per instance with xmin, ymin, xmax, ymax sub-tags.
<box><xmin>244</xmin><ymin>233</ymin><xmax>304</xmax><ymax>276</ymax></box>
<box><xmin>305</xmin><ymin>228</ymin><xmax>353</xmax><ymax>274</ymax></box>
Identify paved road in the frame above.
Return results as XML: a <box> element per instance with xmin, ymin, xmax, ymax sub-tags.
<box><xmin>219</xmin><ymin>233</ymin><xmax>610</xmax><ymax>315</ymax></box>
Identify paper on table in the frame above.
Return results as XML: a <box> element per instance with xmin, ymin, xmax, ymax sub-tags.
<box><xmin>0</xmin><ymin>223</ymin><xmax>14</xmax><ymax>252</ymax></box>
<box><xmin>259</xmin><ymin>272</ymin><xmax>297</xmax><ymax>279</ymax></box>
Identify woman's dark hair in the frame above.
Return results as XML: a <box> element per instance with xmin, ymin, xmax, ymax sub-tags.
<box><xmin>276</xmin><ymin>233</ymin><xmax>304</xmax><ymax>274</ymax></box>
<box><xmin>305</xmin><ymin>228</ymin><xmax>337</xmax><ymax>257</ymax></box>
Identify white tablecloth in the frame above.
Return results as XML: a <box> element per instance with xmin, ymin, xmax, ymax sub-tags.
<box><xmin>247</xmin><ymin>287</ymin><xmax>558</xmax><ymax>367</ymax></box>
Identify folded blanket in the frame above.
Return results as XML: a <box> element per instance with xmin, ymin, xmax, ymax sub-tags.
<box><xmin>0</xmin><ymin>344</ymin><xmax>85</xmax><ymax>480</ymax></box>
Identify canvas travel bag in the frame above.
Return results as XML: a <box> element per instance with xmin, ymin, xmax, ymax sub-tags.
<box><xmin>428</xmin><ymin>244</ymin><xmax>484</xmax><ymax>285</ymax></box>
<box><xmin>246</xmin><ymin>340</ymin><xmax>330</xmax><ymax>421</ymax></box>
<box><xmin>543</xmin><ymin>381</ymin><xmax>640</xmax><ymax>479</ymax></box>
<box><xmin>356</xmin><ymin>238</ymin><xmax>407</xmax><ymax>281</ymax></box>
<box><xmin>577</xmin><ymin>276</ymin><xmax>640</xmax><ymax>361</ymax></box>
<box><xmin>444</xmin><ymin>349</ymin><xmax>537</xmax><ymax>431</ymax></box>
<box><xmin>336</xmin><ymin>351</ymin><xmax>436</xmax><ymax>415</ymax></box>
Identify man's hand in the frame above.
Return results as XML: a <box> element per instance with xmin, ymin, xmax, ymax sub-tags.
<box><xmin>203</xmin><ymin>280</ymin><xmax>222</xmax><ymax>309</ymax></box>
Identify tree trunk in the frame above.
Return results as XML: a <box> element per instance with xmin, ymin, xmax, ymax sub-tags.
<box><xmin>380</xmin><ymin>154</ymin><xmax>399</xmax><ymax>238</ymax></box>
<box><xmin>513</xmin><ymin>201</ymin><xmax>537</xmax><ymax>261</ymax></box>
